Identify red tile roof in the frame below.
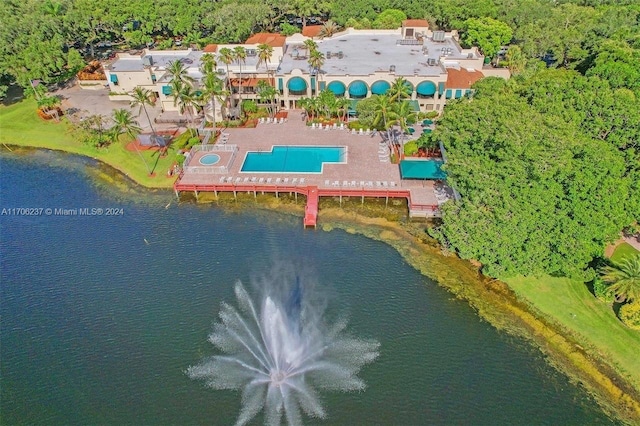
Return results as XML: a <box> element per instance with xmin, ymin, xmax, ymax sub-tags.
<box><xmin>245</xmin><ymin>33</ymin><xmax>286</xmax><ymax>47</ymax></box>
<box><xmin>403</xmin><ymin>19</ymin><xmax>429</xmax><ymax>28</ymax></box>
<box><xmin>446</xmin><ymin>68</ymin><xmax>484</xmax><ymax>89</ymax></box>
<box><xmin>203</xmin><ymin>44</ymin><xmax>218</xmax><ymax>53</ymax></box>
<box><xmin>302</xmin><ymin>25</ymin><xmax>323</xmax><ymax>38</ymax></box>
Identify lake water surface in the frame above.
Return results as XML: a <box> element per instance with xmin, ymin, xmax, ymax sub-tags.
<box><xmin>0</xmin><ymin>151</ymin><xmax>614</xmax><ymax>425</ymax></box>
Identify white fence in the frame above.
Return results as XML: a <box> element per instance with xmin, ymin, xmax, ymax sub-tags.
<box><xmin>183</xmin><ymin>144</ymin><xmax>238</xmax><ymax>174</ymax></box>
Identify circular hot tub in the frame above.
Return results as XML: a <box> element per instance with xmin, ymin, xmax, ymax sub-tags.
<box><xmin>199</xmin><ymin>154</ymin><xmax>221</xmax><ymax>166</ymax></box>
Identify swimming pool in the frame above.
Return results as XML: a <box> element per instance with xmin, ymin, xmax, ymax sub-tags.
<box><xmin>199</xmin><ymin>154</ymin><xmax>221</xmax><ymax>165</ymax></box>
<box><xmin>241</xmin><ymin>146</ymin><xmax>347</xmax><ymax>173</ymax></box>
<box><xmin>399</xmin><ymin>159</ymin><xmax>446</xmax><ymax>180</ymax></box>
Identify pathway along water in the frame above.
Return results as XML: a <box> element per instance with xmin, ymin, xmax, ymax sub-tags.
<box><xmin>0</xmin><ymin>150</ymin><xmax>617</xmax><ymax>424</ymax></box>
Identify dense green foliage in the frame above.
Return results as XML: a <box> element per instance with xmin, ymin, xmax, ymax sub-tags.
<box><xmin>3</xmin><ymin>0</ymin><xmax>640</xmax><ymax>95</ymax></box>
<box><xmin>431</xmin><ymin>72</ymin><xmax>639</xmax><ymax>279</ymax></box>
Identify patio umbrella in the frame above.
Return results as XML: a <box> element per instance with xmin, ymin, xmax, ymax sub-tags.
<box><xmin>422</xmin><ymin>119</ymin><xmax>433</xmax><ymax>126</ymax></box>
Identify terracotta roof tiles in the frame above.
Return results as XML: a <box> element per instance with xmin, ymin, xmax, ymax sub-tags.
<box><xmin>245</xmin><ymin>33</ymin><xmax>286</xmax><ymax>47</ymax></box>
<box><xmin>446</xmin><ymin>68</ymin><xmax>484</xmax><ymax>89</ymax></box>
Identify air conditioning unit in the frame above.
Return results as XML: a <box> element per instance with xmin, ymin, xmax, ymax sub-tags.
<box><xmin>389</xmin><ymin>65</ymin><xmax>396</xmax><ymax>72</ymax></box>
<box><xmin>217</xmin><ymin>68</ymin><xmax>226</xmax><ymax>75</ymax></box>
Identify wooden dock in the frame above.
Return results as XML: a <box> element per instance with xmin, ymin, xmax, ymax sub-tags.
<box><xmin>173</xmin><ymin>180</ymin><xmax>439</xmax><ymax>226</ymax></box>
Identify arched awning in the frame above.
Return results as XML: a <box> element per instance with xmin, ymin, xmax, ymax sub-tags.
<box><xmin>371</xmin><ymin>80</ymin><xmax>391</xmax><ymax>95</ymax></box>
<box><xmin>287</xmin><ymin>77</ymin><xmax>307</xmax><ymax>93</ymax></box>
<box><xmin>416</xmin><ymin>81</ymin><xmax>436</xmax><ymax>96</ymax></box>
<box><xmin>348</xmin><ymin>80</ymin><xmax>368</xmax><ymax>98</ymax></box>
<box><xmin>327</xmin><ymin>81</ymin><xmax>346</xmax><ymax>96</ymax></box>
<box><xmin>403</xmin><ymin>81</ymin><xmax>414</xmax><ymax>93</ymax></box>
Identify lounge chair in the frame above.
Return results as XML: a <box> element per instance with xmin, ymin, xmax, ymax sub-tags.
<box><xmin>235</xmin><ymin>177</ymin><xmax>242</xmax><ymax>183</ymax></box>
<box><xmin>359</xmin><ymin>129</ymin><xmax>364</xmax><ymax>135</ymax></box>
<box><xmin>258</xmin><ymin>177</ymin><xmax>264</xmax><ymax>183</ymax></box>
<box><xmin>360</xmin><ymin>181</ymin><xmax>365</xmax><ymax>187</ymax></box>
<box><xmin>390</xmin><ymin>181</ymin><xmax>397</xmax><ymax>187</ymax></box>
<box><xmin>219</xmin><ymin>176</ymin><xmax>226</xmax><ymax>183</ymax></box>
<box><xmin>343</xmin><ymin>180</ymin><xmax>348</xmax><ymax>187</ymax></box>
<box><xmin>283</xmin><ymin>178</ymin><xmax>289</xmax><ymax>184</ymax></box>
<box><xmin>276</xmin><ymin>178</ymin><xmax>281</xmax><ymax>184</ymax></box>
<box><xmin>251</xmin><ymin>177</ymin><xmax>257</xmax><ymax>183</ymax></box>
<box><xmin>351</xmin><ymin>129</ymin><xmax>357</xmax><ymax>135</ymax></box>
<box><xmin>376</xmin><ymin>181</ymin><xmax>382</xmax><ymax>187</ymax></box>
<box><xmin>351</xmin><ymin>180</ymin><xmax>356</xmax><ymax>187</ymax></box>
<box><xmin>333</xmin><ymin>181</ymin><xmax>339</xmax><ymax>187</ymax></box>
<box><xmin>382</xmin><ymin>181</ymin><xmax>388</xmax><ymax>187</ymax></box>
<box><xmin>292</xmin><ymin>178</ymin><xmax>298</xmax><ymax>184</ymax></box>
<box><xmin>244</xmin><ymin>177</ymin><xmax>250</xmax><ymax>183</ymax></box>
<box><xmin>299</xmin><ymin>178</ymin><xmax>305</xmax><ymax>184</ymax></box>
<box><xmin>266</xmin><ymin>178</ymin><xmax>272</xmax><ymax>183</ymax></box>
<box><xmin>325</xmin><ymin>180</ymin><xmax>330</xmax><ymax>186</ymax></box>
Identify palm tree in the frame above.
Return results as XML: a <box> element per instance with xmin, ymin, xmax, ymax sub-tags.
<box><xmin>393</xmin><ymin>100</ymin><xmax>417</xmax><ymax>136</ymax></box>
<box><xmin>218</xmin><ymin>47</ymin><xmax>235</xmax><ymax>92</ymax></box>
<box><xmin>172</xmin><ymin>82</ymin><xmax>201</xmax><ymax>136</ymax></box>
<box><xmin>111</xmin><ymin>108</ymin><xmax>151</xmax><ymax>174</ymax></box>
<box><xmin>371</xmin><ymin>95</ymin><xmax>396</xmax><ymax>142</ymax></box>
<box><xmin>317</xmin><ymin>89</ymin><xmax>336</xmax><ymax>118</ymax></box>
<box><xmin>303</xmin><ymin>39</ymin><xmax>318</xmax><ymax>54</ymax></box>
<box><xmin>233</xmin><ymin>46</ymin><xmax>247</xmax><ymax>105</ymax></box>
<box><xmin>129</xmin><ymin>87</ymin><xmax>157</xmax><ymax>137</ymax></box>
<box><xmin>256</xmin><ymin>80</ymin><xmax>277</xmax><ymax>119</ymax></box>
<box><xmin>112</xmin><ymin>109</ymin><xmax>141</xmax><ymax>139</ymax></box>
<box><xmin>601</xmin><ymin>254</ymin><xmax>640</xmax><ymax>303</ymax></box>
<box><xmin>256</xmin><ymin>43</ymin><xmax>274</xmax><ymax>72</ymax></box>
<box><xmin>290</xmin><ymin>0</ymin><xmax>325</xmax><ymax>28</ymax></box>
<box><xmin>200</xmin><ymin>53</ymin><xmax>217</xmax><ymax>75</ymax></box>
<box><xmin>201</xmin><ymin>72</ymin><xmax>228</xmax><ymax>136</ymax></box>
<box><xmin>319</xmin><ymin>21</ymin><xmax>340</xmax><ymax>39</ymax></box>
<box><xmin>335</xmin><ymin>97</ymin><xmax>350</xmax><ymax>122</ymax></box>
<box><xmin>387</xmin><ymin>77</ymin><xmax>412</xmax><ymax>102</ymax></box>
<box><xmin>308</xmin><ymin>49</ymin><xmax>325</xmax><ymax>93</ymax></box>
<box><xmin>165</xmin><ymin>60</ymin><xmax>194</xmax><ymax>86</ymax></box>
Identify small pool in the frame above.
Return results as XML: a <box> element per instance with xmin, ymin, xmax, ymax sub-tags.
<box><xmin>400</xmin><ymin>159</ymin><xmax>446</xmax><ymax>180</ymax></box>
<box><xmin>199</xmin><ymin>154</ymin><xmax>221</xmax><ymax>166</ymax></box>
<box><xmin>241</xmin><ymin>146</ymin><xmax>346</xmax><ymax>173</ymax></box>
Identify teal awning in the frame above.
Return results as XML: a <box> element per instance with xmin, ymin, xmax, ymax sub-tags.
<box><xmin>408</xmin><ymin>100</ymin><xmax>420</xmax><ymax>111</ymax></box>
<box><xmin>162</xmin><ymin>85</ymin><xmax>172</xmax><ymax>95</ymax></box>
<box><xmin>287</xmin><ymin>77</ymin><xmax>307</xmax><ymax>93</ymax></box>
<box><xmin>348</xmin><ymin>80</ymin><xmax>368</xmax><ymax>98</ymax></box>
<box><xmin>371</xmin><ymin>80</ymin><xmax>390</xmax><ymax>95</ymax></box>
<box><xmin>109</xmin><ymin>74</ymin><xmax>118</xmax><ymax>83</ymax></box>
<box><xmin>310</xmin><ymin>77</ymin><xmax>316</xmax><ymax>91</ymax></box>
<box><xmin>400</xmin><ymin>159</ymin><xmax>446</xmax><ymax>180</ymax></box>
<box><xmin>445</xmin><ymin>89</ymin><xmax>453</xmax><ymax>99</ymax></box>
<box><xmin>455</xmin><ymin>89</ymin><xmax>463</xmax><ymax>99</ymax></box>
<box><xmin>319</xmin><ymin>81</ymin><xmax>326</xmax><ymax>91</ymax></box>
<box><xmin>438</xmin><ymin>82</ymin><xmax>445</xmax><ymax>95</ymax></box>
<box><xmin>327</xmin><ymin>81</ymin><xmax>345</xmax><ymax>96</ymax></box>
<box><xmin>416</xmin><ymin>81</ymin><xmax>436</xmax><ymax>96</ymax></box>
<box><xmin>278</xmin><ymin>78</ymin><xmax>283</xmax><ymax>91</ymax></box>
<box><xmin>403</xmin><ymin>81</ymin><xmax>414</xmax><ymax>93</ymax></box>
<box><xmin>465</xmin><ymin>89</ymin><xmax>472</xmax><ymax>96</ymax></box>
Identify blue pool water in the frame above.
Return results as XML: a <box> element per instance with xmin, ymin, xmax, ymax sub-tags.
<box><xmin>199</xmin><ymin>154</ymin><xmax>220</xmax><ymax>165</ymax></box>
<box><xmin>400</xmin><ymin>159</ymin><xmax>446</xmax><ymax>180</ymax></box>
<box><xmin>241</xmin><ymin>146</ymin><xmax>346</xmax><ymax>173</ymax></box>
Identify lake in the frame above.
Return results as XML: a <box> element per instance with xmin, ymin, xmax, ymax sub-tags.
<box><xmin>0</xmin><ymin>150</ymin><xmax>613</xmax><ymax>425</ymax></box>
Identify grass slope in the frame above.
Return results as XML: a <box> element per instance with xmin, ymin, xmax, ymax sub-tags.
<box><xmin>612</xmin><ymin>242</ymin><xmax>640</xmax><ymax>263</ymax></box>
<box><xmin>506</xmin><ymin>274</ymin><xmax>640</xmax><ymax>391</ymax></box>
<box><xmin>0</xmin><ymin>99</ymin><xmax>175</xmax><ymax>188</ymax></box>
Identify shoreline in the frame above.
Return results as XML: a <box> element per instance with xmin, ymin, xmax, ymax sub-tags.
<box><xmin>3</xmin><ymin>145</ymin><xmax>640</xmax><ymax>423</ymax></box>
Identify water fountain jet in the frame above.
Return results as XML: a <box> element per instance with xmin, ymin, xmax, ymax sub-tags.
<box><xmin>187</xmin><ymin>271</ymin><xmax>379</xmax><ymax>426</ymax></box>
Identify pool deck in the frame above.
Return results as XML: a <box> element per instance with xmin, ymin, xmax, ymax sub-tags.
<box><xmin>174</xmin><ymin>112</ymin><xmax>443</xmax><ymax>225</ymax></box>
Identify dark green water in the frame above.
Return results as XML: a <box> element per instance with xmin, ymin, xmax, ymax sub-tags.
<box><xmin>1</xmin><ymin>151</ymin><xmax>614</xmax><ymax>425</ymax></box>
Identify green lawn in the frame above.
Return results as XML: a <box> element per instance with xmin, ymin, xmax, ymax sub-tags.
<box><xmin>0</xmin><ymin>99</ymin><xmax>175</xmax><ymax>188</ymax></box>
<box><xmin>611</xmin><ymin>242</ymin><xmax>640</xmax><ymax>263</ymax></box>
<box><xmin>506</xmin><ymin>275</ymin><xmax>640</xmax><ymax>390</ymax></box>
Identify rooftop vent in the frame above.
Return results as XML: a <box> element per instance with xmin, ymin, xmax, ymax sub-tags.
<box><xmin>142</xmin><ymin>55</ymin><xmax>154</xmax><ymax>66</ymax></box>
<box><xmin>389</xmin><ymin>65</ymin><xmax>396</xmax><ymax>72</ymax></box>
<box><xmin>432</xmin><ymin>31</ymin><xmax>446</xmax><ymax>42</ymax></box>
